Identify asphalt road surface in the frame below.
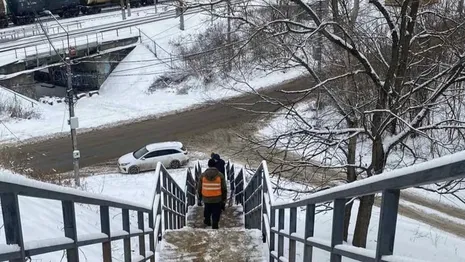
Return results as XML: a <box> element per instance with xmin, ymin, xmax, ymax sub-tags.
<box><xmin>3</xmin><ymin>77</ymin><xmax>311</xmax><ymax>175</ymax></box>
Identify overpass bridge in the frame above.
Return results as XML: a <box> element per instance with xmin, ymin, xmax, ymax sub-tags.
<box><xmin>0</xmin><ymin>1</ymin><xmax>237</xmax><ymax>97</ymax></box>
<box><xmin>0</xmin><ymin>151</ymin><xmax>464</xmax><ymax>261</ymax></box>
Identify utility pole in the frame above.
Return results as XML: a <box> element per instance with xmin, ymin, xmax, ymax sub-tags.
<box><xmin>44</xmin><ymin>11</ymin><xmax>80</xmax><ymax>187</ymax></box>
<box><xmin>66</xmin><ymin>57</ymin><xmax>80</xmax><ymax>187</ymax></box>
<box><xmin>120</xmin><ymin>0</ymin><xmax>126</xmax><ymax>20</ymax></box>
<box><xmin>127</xmin><ymin>0</ymin><xmax>131</xmax><ymax>17</ymax></box>
<box><xmin>226</xmin><ymin>0</ymin><xmax>232</xmax><ymax>71</ymax></box>
<box><xmin>179</xmin><ymin>0</ymin><xmax>185</xmax><ymax>30</ymax></box>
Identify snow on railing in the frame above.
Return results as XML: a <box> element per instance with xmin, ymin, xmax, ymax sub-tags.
<box><xmin>231</xmin><ymin>150</ymin><xmax>465</xmax><ymax>262</ymax></box>
<box><xmin>0</xmin><ymin>161</ymin><xmax>196</xmax><ymax>262</ymax></box>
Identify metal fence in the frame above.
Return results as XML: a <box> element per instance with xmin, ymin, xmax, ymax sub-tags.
<box><xmin>230</xmin><ymin>151</ymin><xmax>465</xmax><ymax>262</ymax></box>
<box><xmin>226</xmin><ymin>161</ymin><xmax>244</xmax><ymax>206</ymax></box>
<box><xmin>0</xmin><ymin>21</ymin><xmax>83</xmax><ymax>43</ymax></box>
<box><xmin>0</xmin><ymin>161</ymin><xmax>196</xmax><ymax>262</ymax></box>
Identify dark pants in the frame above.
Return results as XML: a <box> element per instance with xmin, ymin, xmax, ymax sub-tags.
<box><xmin>204</xmin><ymin>202</ymin><xmax>222</xmax><ymax>229</ymax></box>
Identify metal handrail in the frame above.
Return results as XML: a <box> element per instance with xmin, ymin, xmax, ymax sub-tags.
<box><xmin>0</xmin><ymin>7</ymin><xmax>204</xmax><ymax>53</ymax></box>
<box><xmin>231</xmin><ymin>150</ymin><xmax>465</xmax><ymax>262</ymax></box>
<box><xmin>0</xmin><ymin>161</ymin><xmax>196</xmax><ymax>262</ymax></box>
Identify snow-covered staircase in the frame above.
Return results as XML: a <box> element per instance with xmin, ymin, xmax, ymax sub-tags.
<box><xmin>159</xmin><ymin>203</ymin><xmax>265</xmax><ymax>261</ymax></box>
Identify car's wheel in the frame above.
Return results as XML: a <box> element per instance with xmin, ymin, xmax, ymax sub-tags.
<box><xmin>170</xmin><ymin>160</ymin><xmax>181</xmax><ymax>169</ymax></box>
<box><xmin>128</xmin><ymin>166</ymin><xmax>140</xmax><ymax>174</ymax></box>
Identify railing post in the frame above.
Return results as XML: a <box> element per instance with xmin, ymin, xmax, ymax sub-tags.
<box><xmin>376</xmin><ymin>189</ymin><xmax>400</xmax><ymax>261</ymax></box>
<box><xmin>289</xmin><ymin>207</ymin><xmax>297</xmax><ymax>262</ymax></box>
<box><xmin>190</xmin><ymin>174</ymin><xmax>196</xmax><ymax>207</ymax></box>
<box><xmin>230</xmin><ymin>164</ymin><xmax>235</xmax><ymax>181</ymax></box>
<box><xmin>156</xmin><ymin>171</ymin><xmax>163</xmax><ymax>242</ymax></box>
<box><xmin>330</xmin><ymin>199</ymin><xmax>346</xmax><ymax>262</ymax></box>
<box><xmin>303</xmin><ymin>204</ymin><xmax>315</xmax><ymax>262</ymax></box>
<box><xmin>196</xmin><ymin>163</ymin><xmax>202</xmax><ymax>205</ymax></box>
<box><xmin>179</xmin><ymin>186</ymin><xmax>183</xmax><ymax>228</ymax></box>
<box><xmin>176</xmin><ymin>187</ymin><xmax>182</xmax><ymax>228</ymax></box>
<box><xmin>122</xmin><ymin>208</ymin><xmax>131</xmax><ymax>262</ymax></box>
<box><xmin>168</xmin><ymin>178</ymin><xmax>174</xmax><ymax>229</ymax></box>
<box><xmin>162</xmin><ymin>172</ymin><xmax>169</xmax><ymax>231</ymax></box>
<box><xmin>138</xmin><ymin>211</ymin><xmax>146</xmax><ymax>259</ymax></box>
<box><xmin>269</xmin><ymin>207</ymin><xmax>276</xmax><ymax>262</ymax></box>
<box><xmin>262</xmin><ymin>171</ymin><xmax>270</xmax><ymax>244</ymax></box>
<box><xmin>148</xmin><ymin>211</ymin><xmax>155</xmax><ymax>262</ymax></box>
<box><xmin>184</xmin><ymin>189</ymin><xmax>188</xmax><ymax>227</ymax></box>
<box><xmin>100</xmin><ymin>206</ymin><xmax>112</xmax><ymax>262</ymax></box>
<box><xmin>1</xmin><ymin>193</ymin><xmax>26</xmax><ymax>262</ymax></box>
<box><xmin>229</xmin><ymin>168</ymin><xmax>235</xmax><ymax>207</ymax></box>
<box><xmin>244</xmin><ymin>182</ymin><xmax>249</xmax><ymax>228</ymax></box>
<box><xmin>186</xmin><ymin>168</ymin><xmax>195</xmax><ymax>208</ymax></box>
<box><xmin>180</xmin><ymin>189</ymin><xmax>186</xmax><ymax>227</ymax></box>
<box><xmin>257</xmin><ymin>169</ymin><xmax>263</xmax><ymax>230</ymax></box>
<box><xmin>62</xmin><ymin>201</ymin><xmax>79</xmax><ymax>262</ymax></box>
<box><xmin>239</xmin><ymin>170</ymin><xmax>244</xmax><ymax>205</ymax></box>
<box><xmin>277</xmin><ymin>208</ymin><xmax>285</xmax><ymax>259</ymax></box>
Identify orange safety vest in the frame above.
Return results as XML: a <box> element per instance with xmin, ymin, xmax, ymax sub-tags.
<box><xmin>201</xmin><ymin>176</ymin><xmax>222</xmax><ymax>197</ymax></box>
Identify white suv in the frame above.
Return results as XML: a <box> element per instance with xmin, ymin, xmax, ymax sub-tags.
<box><xmin>118</xmin><ymin>141</ymin><xmax>189</xmax><ymax>174</ymax></box>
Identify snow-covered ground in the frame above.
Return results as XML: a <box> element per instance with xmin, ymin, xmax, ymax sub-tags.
<box><xmin>1</xmin><ymin>157</ymin><xmax>464</xmax><ymax>261</ymax></box>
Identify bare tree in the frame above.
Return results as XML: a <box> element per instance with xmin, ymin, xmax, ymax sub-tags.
<box><xmin>179</xmin><ymin>0</ymin><xmax>465</xmax><ymax>246</ymax></box>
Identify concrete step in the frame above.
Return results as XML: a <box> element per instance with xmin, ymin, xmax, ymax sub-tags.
<box><xmin>159</xmin><ymin>204</ymin><xmax>265</xmax><ymax>261</ymax></box>
<box><xmin>159</xmin><ymin>227</ymin><xmax>265</xmax><ymax>262</ymax></box>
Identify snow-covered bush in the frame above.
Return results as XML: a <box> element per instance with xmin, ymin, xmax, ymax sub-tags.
<box><xmin>0</xmin><ymin>97</ymin><xmax>39</xmax><ymax>120</ymax></box>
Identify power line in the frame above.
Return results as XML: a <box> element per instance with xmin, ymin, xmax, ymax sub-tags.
<box><xmin>0</xmin><ymin>119</ymin><xmax>47</xmax><ymax>157</ymax></box>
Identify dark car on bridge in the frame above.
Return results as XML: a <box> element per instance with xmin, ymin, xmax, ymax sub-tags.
<box><xmin>45</xmin><ymin>0</ymin><xmax>80</xmax><ymax>17</ymax></box>
<box><xmin>5</xmin><ymin>0</ymin><xmax>45</xmax><ymax>25</ymax></box>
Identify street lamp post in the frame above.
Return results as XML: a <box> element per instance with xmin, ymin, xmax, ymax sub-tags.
<box><xmin>44</xmin><ymin>11</ymin><xmax>81</xmax><ymax>187</ymax></box>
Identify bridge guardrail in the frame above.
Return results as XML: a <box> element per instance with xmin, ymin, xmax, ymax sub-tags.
<box><xmin>0</xmin><ymin>21</ymin><xmax>83</xmax><ymax>43</ymax></box>
<box><xmin>230</xmin><ymin>151</ymin><xmax>465</xmax><ymax>262</ymax></box>
<box><xmin>0</xmin><ymin>161</ymin><xmax>196</xmax><ymax>262</ymax></box>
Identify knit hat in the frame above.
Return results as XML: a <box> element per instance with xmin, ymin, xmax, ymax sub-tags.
<box><xmin>208</xmin><ymin>159</ymin><xmax>216</xmax><ymax>167</ymax></box>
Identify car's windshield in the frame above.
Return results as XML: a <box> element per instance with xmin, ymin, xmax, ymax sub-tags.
<box><xmin>133</xmin><ymin>147</ymin><xmax>148</xmax><ymax>159</ymax></box>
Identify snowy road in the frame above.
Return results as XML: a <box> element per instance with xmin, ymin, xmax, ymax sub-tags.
<box><xmin>3</xmin><ymin>77</ymin><xmax>310</xmax><ymax>175</ymax></box>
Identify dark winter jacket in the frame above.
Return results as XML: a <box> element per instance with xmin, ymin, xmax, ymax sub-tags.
<box><xmin>212</xmin><ymin>154</ymin><xmax>226</xmax><ymax>177</ymax></box>
<box><xmin>197</xmin><ymin>167</ymin><xmax>227</xmax><ymax>204</ymax></box>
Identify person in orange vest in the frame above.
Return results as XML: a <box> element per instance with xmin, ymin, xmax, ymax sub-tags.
<box><xmin>197</xmin><ymin>159</ymin><xmax>227</xmax><ymax>229</ymax></box>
